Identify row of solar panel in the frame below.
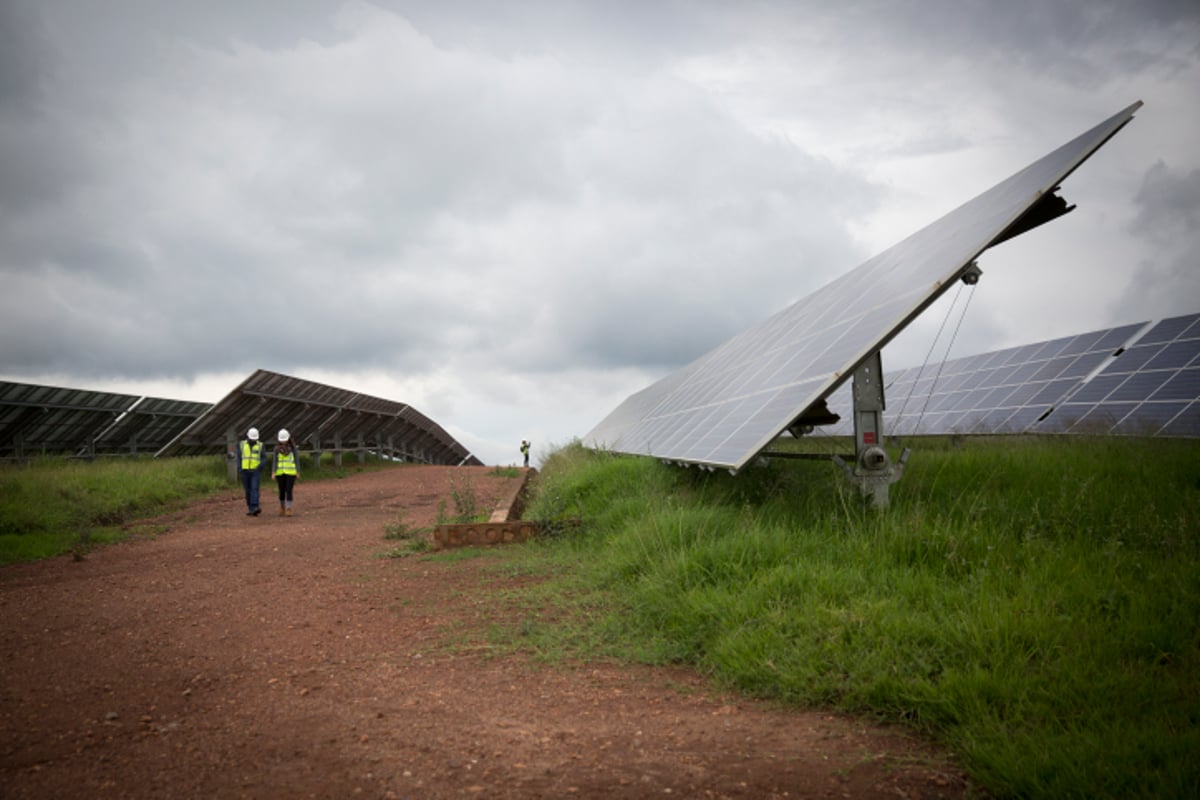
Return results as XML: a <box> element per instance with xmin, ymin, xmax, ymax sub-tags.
<box><xmin>0</xmin><ymin>382</ymin><xmax>211</xmax><ymax>458</ymax></box>
<box><xmin>821</xmin><ymin>312</ymin><xmax>1200</xmax><ymax>439</ymax></box>
<box><xmin>1</xmin><ymin>371</ymin><xmax>480</xmax><ymax>466</ymax></box>
<box><xmin>157</xmin><ymin>369</ymin><xmax>480</xmax><ymax>467</ymax></box>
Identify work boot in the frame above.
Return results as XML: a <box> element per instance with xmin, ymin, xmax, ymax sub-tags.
<box><xmin>279</xmin><ymin>503</ymin><xmax>286</xmax><ymax>516</ymax></box>
<box><xmin>285</xmin><ymin>507</ymin><xmax>294</xmax><ymax>517</ymax></box>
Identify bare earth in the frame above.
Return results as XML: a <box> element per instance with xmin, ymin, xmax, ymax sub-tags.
<box><xmin>1</xmin><ymin>466</ymin><xmax>972</xmax><ymax>799</ymax></box>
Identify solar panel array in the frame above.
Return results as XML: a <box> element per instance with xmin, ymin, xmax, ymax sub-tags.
<box><xmin>817</xmin><ymin>312</ymin><xmax>1200</xmax><ymax>439</ymax></box>
<box><xmin>1047</xmin><ymin>313</ymin><xmax>1200</xmax><ymax>437</ymax></box>
<box><xmin>585</xmin><ymin>102</ymin><xmax>1142</xmax><ymax>471</ymax></box>
<box><xmin>92</xmin><ymin>396</ymin><xmax>215</xmax><ymax>455</ymax></box>
<box><xmin>0</xmin><ymin>381</ymin><xmax>211</xmax><ymax>459</ymax></box>
<box><xmin>156</xmin><ymin>369</ymin><xmax>481</xmax><ymax>467</ymax></box>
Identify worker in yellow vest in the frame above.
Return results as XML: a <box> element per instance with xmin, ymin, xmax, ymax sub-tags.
<box><xmin>270</xmin><ymin>428</ymin><xmax>301</xmax><ymax>517</ymax></box>
<box><xmin>520</xmin><ymin>439</ymin><xmax>531</xmax><ymax>468</ymax></box>
<box><xmin>239</xmin><ymin>427</ymin><xmax>264</xmax><ymax>516</ymax></box>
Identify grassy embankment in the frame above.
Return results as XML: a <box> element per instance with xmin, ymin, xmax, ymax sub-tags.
<box><xmin>0</xmin><ymin>453</ymin><xmax>403</xmax><ymax>564</ymax></box>
<box><xmin>484</xmin><ymin>436</ymin><xmax>1199</xmax><ymax>799</ymax></box>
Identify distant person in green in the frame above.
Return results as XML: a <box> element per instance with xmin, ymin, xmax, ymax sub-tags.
<box><xmin>239</xmin><ymin>427</ymin><xmax>264</xmax><ymax>516</ymax></box>
<box><xmin>520</xmin><ymin>439</ymin><xmax>531</xmax><ymax>468</ymax></box>
<box><xmin>270</xmin><ymin>428</ymin><xmax>300</xmax><ymax>517</ymax></box>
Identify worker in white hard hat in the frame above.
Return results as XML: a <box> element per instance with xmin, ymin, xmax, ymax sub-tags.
<box><xmin>270</xmin><ymin>428</ymin><xmax>301</xmax><ymax>517</ymax></box>
<box><xmin>239</xmin><ymin>427</ymin><xmax>264</xmax><ymax>516</ymax></box>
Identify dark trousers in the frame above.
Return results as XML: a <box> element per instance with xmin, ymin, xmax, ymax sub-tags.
<box><xmin>276</xmin><ymin>474</ymin><xmax>297</xmax><ymax>503</ymax></box>
<box><xmin>240</xmin><ymin>469</ymin><xmax>260</xmax><ymax>511</ymax></box>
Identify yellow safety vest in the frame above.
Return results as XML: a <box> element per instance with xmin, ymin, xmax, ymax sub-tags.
<box><xmin>240</xmin><ymin>440</ymin><xmax>263</xmax><ymax>470</ymax></box>
<box><xmin>275</xmin><ymin>449</ymin><xmax>297</xmax><ymax>476</ymax></box>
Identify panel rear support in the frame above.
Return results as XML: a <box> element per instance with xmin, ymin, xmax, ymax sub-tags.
<box><xmin>833</xmin><ymin>352</ymin><xmax>910</xmax><ymax>507</ymax></box>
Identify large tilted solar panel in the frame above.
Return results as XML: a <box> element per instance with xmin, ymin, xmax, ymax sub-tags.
<box><xmin>585</xmin><ymin>102</ymin><xmax>1142</xmax><ymax>471</ymax></box>
<box><xmin>1</xmin><ymin>381</ymin><xmax>140</xmax><ymax>458</ymax></box>
<box><xmin>1046</xmin><ymin>313</ymin><xmax>1200</xmax><ymax>437</ymax></box>
<box><xmin>157</xmin><ymin>369</ymin><xmax>481</xmax><ymax>466</ymax></box>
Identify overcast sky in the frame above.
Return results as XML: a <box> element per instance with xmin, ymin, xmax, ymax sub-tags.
<box><xmin>2</xmin><ymin>1</ymin><xmax>1197</xmax><ymax>466</ymax></box>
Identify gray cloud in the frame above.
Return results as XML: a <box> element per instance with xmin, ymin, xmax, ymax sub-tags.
<box><xmin>1132</xmin><ymin>161</ymin><xmax>1200</xmax><ymax>237</ymax></box>
<box><xmin>0</xmin><ymin>0</ymin><xmax>1195</xmax><ymax>464</ymax></box>
<box><xmin>1123</xmin><ymin>161</ymin><xmax>1200</xmax><ymax>321</ymax></box>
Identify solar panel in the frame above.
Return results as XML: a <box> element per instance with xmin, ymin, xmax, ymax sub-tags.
<box><xmin>813</xmin><ymin>313</ymin><xmax>1200</xmax><ymax>441</ymax></box>
<box><xmin>156</xmin><ymin>369</ymin><xmax>482</xmax><ymax>468</ymax></box>
<box><xmin>89</xmin><ymin>397</ymin><xmax>214</xmax><ymax>455</ymax></box>
<box><xmin>1</xmin><ymin>381</ymin><xmax>141</xmax><ymax>458</ymax></box>
<box><xmin>1049</xmin><ymin>312</ymin><xmax>1200</xmax><ymax>436</ymax></box>
<box><xmin>874</xmin><ymin>322</ymin><xmax>1146</xmax><ymax>436</ymax></box>
<box><xmin>585</xmin><ymin>102</ymin><xmax>1143</xmax><ymax>472</ymax></box>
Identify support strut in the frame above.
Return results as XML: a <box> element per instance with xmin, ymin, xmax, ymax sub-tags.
<box><xmin>831</xmin><ymin>351</ymin><xmax>910</xmax><ymax>507</ymax></box>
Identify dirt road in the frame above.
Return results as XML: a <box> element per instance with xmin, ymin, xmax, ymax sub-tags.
<box><xmin>1</xmin><ymin>466</ymin><xmax>971</xmax><ymax>799</ymax></box>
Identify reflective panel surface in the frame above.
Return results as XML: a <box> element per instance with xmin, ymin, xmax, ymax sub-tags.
<box><xmin>585</xmin><ymin>103</ymin><xmax>1142</xmax><ymax>470</ymax></box>
<box><xmin>1051</xmin><ymin>313</ymin><xmax>1200</xmax><ymax>437</ymax></box>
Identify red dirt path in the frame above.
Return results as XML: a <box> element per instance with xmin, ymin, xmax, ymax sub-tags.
<box><xmin>0</xmin><ymin>465</ymin><xmax>972</xmax><ymax>799</ymax></box>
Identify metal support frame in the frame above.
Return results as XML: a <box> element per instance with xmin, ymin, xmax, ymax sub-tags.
<box><xmin>309</xmin><ymin>432</ymin><xmax>321</xmax><ymax>470</ymax></box>
<box><xmin>831</xmin><ymin>351</ymin><xmax>910</xmax><ymax>507</ymax></box>
<box><xmin>225</xmin><ymin>428</ymin><xmax>238</xmax><ymax>481</ymax></box>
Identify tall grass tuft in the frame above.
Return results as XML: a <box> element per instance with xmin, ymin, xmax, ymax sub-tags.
<box><xmin>517</xmin><ymin>437</ymin><xmax>1200</xmax><ymax>798</ymax></box>
<box><xmin>0</xmin><ymin>456</ymin><xmax>228</xmax><ymax>563</ymax></box>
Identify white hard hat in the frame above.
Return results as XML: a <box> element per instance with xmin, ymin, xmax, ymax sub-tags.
<box><xmin>247</xmin><ymin>427</ymin><xmax>259</xmax><ymax>441</ymax></box>
<box><xmin>278</xmin><ymin>429</ymin><xmax>290</xmax><ymax>442</ymax></box>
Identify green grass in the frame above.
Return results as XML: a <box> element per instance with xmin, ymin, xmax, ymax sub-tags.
<box><xmin>0</xmin><ymin>455</ymin><xmax>229</xmax><ymax>563</ymax></box>
<box><xmin>5</xmin><ymin>438</ymin><xmax>1196</xmax><ymax>796</ymax></box>
<box><xmin>499</xmin><ymin>436</ymin><xmax>1200</xmax><ymax>799</ymax></box>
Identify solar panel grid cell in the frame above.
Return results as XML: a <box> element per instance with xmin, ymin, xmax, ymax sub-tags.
<box><xmin>1111</xmin><ymin>344</ymin><xmax>1166</xmax><ymax>373</ymax></box>
<box><xmin>978</xmin><ymin>408</ymin><xmax>1018</xmax><ymax>432</ymax></box>
<box><xmin>1108</xmin><ymin>372</ymin><xmax>1173</xmax><ymax>403</ymax></box>
<box><xmin>1071</xmin><ymin>403</ymin><xmax>1138</xmax><ymax>432</ymax></box>
<box><xmin>1145</xmin><ymin>341</ymin><xmax>1200</xmax><ymax>371</ymax></box>
<box><xmin>981</xmin><ymin>385</ymin><xmax>1020</xmax><ymax>409</ymax></box>
<box><xmin>1151</xmin><ymin>368</ymin><xmax>1200</xmax><ymax>402</ymax></box>
<box><xmin>1006</xmin><ymin>361</ymin><xmax>1045</xmax><ymax>384</ymax></box>
<box><xmin>1161</xmin><ymin>402</ymin><xmax>1200</xmax><ymax>436</ymax></box>
<box><xmin>1057</xmin><ymin>351</ymin><xmax>1108</xmax><ymax>379</ymax></box>
<box><xmin>1138</xmin><ymin>315</ymin><xmax>1197</xmax><ymax>344</ymax></box>
<box><xmin>1065</xmin><ymin>373</ymin><xmax>1123</xmax><ymax>404</ymax></box>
